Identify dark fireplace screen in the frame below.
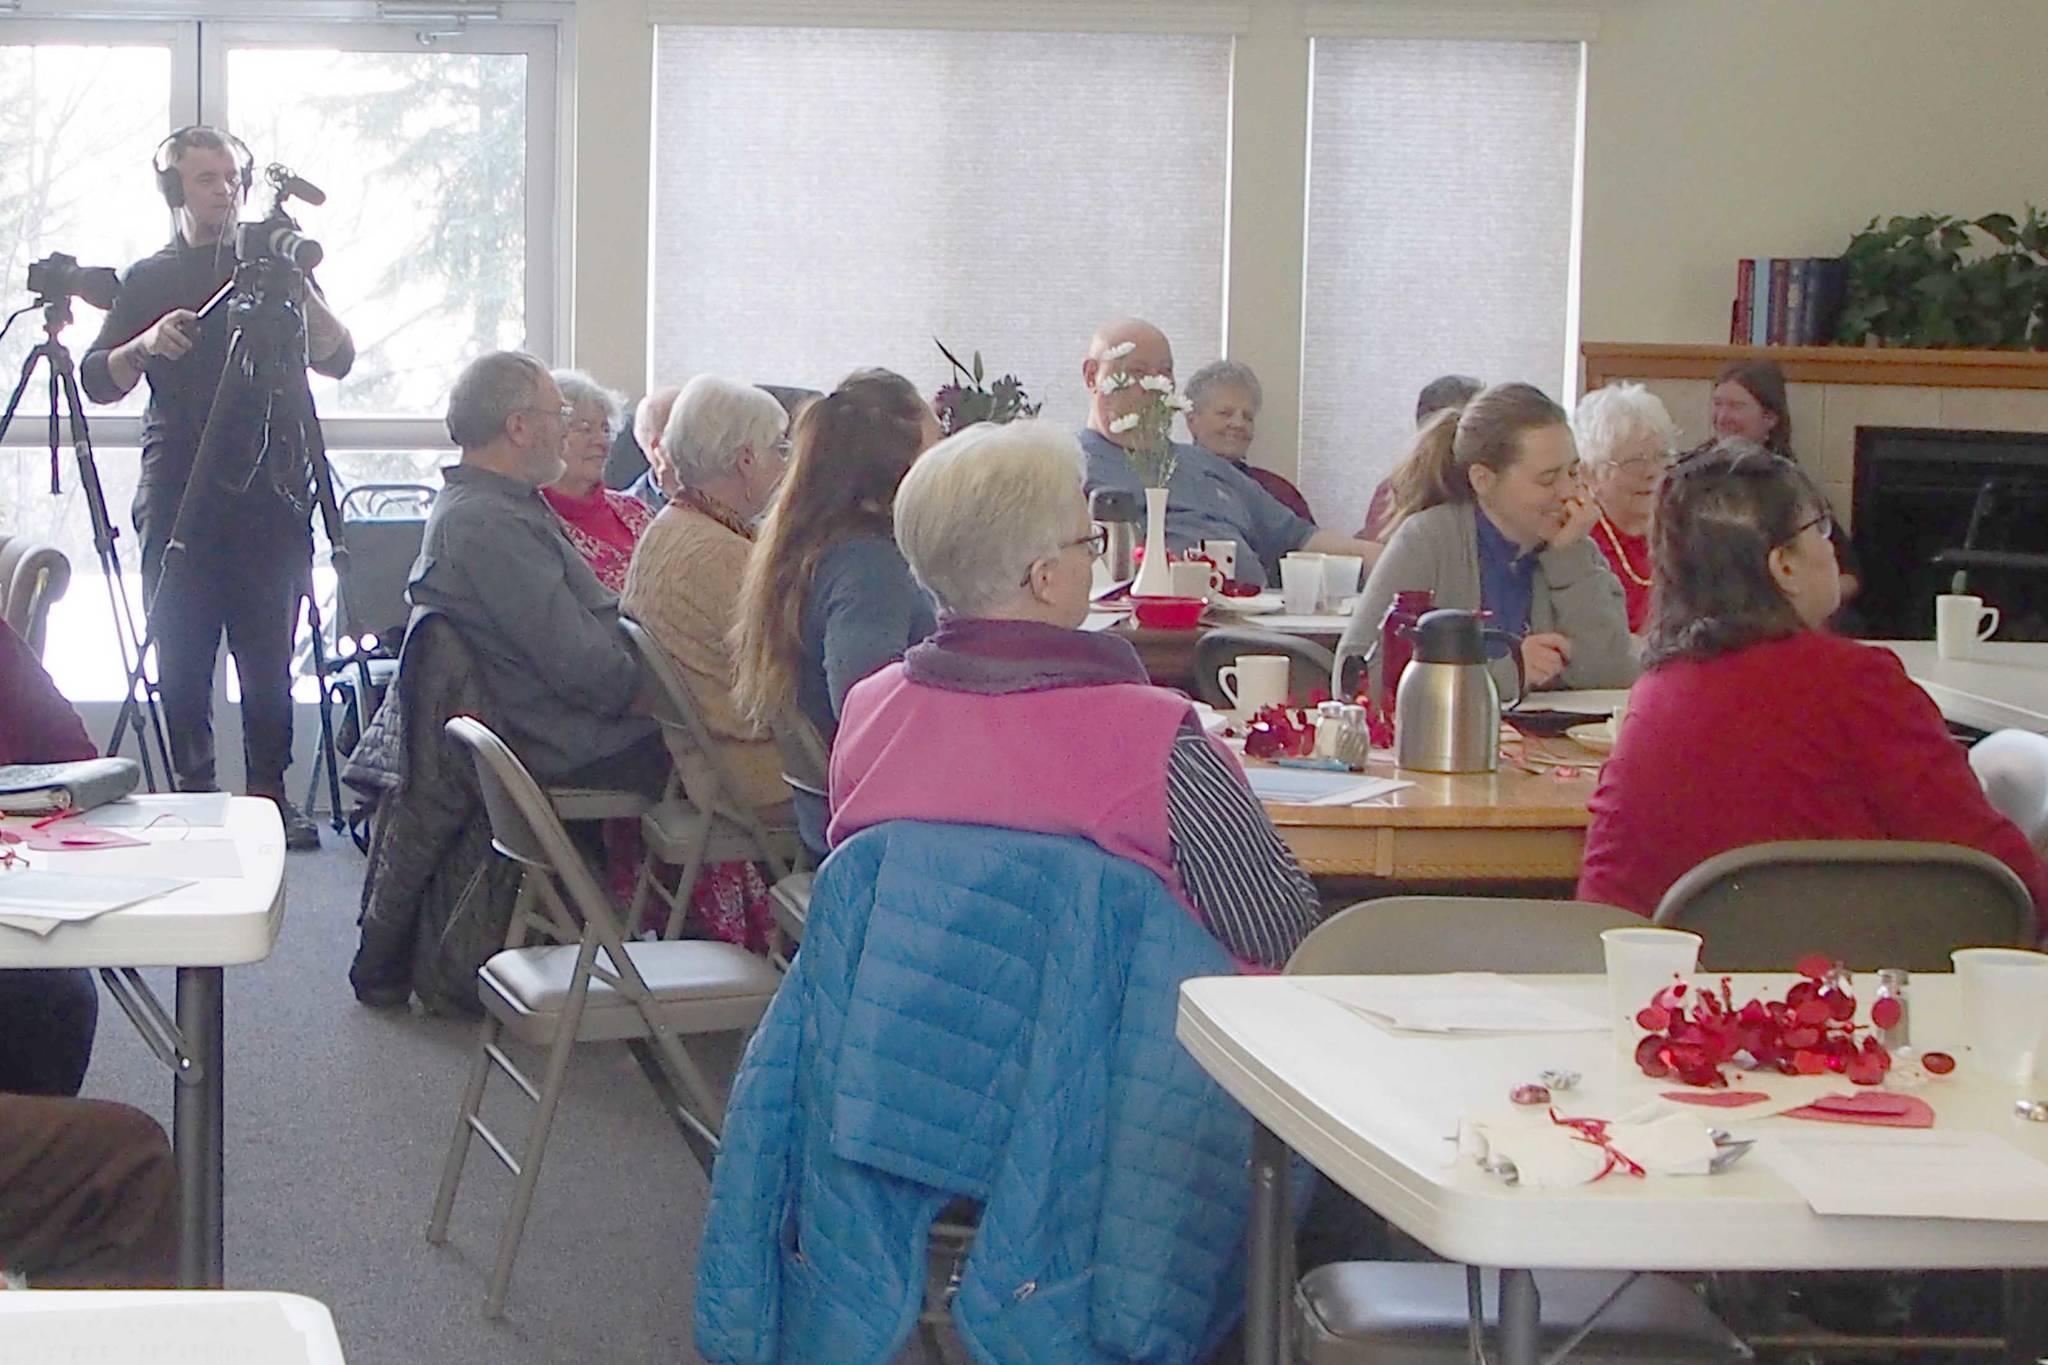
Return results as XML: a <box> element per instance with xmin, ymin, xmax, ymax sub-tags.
<box><xmin>1849</xmin><ymin>426</ymin><xmax>2048</xmax><ymax>641</ymax></box>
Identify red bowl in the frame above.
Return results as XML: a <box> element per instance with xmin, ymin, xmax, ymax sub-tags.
<box><xmin>1132</xmin><ymin>594</ymin><xmax>1205</xmax><ymax>629</ymax></box>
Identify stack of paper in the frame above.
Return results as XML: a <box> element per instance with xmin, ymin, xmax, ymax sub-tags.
<box><xmin>0</xmin><ymin>872</ymin><xmax>193</xmax><ymax>936</ymax></box>
<box><xmin>1297</xmin><ymin>973</ymin><xmax>1608</xmax><ymax>1035</ymax></box>
<box><xmin>1763</xmin><ymin>1133</ymin><xmax>2048</xmax><ymax>1220</ymax></box>
<box><xmin>1247</xmin><ymin>768</ymin><xmax>1413</xmax><ymax>806</ymax></box>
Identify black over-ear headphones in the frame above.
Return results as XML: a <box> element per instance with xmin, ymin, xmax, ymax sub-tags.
<box><xmin>152</xmin><ymin>126</ymin><xmax>256</xmax><ymax>210</ymax></box>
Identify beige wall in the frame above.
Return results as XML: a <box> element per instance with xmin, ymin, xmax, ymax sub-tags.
<box><xmin>563</xmin><ymin>0</ymin><xmax>2048</xmax><ymax>447</ymax></box>
<box><xmin>1580</xmin><ymin>0</ymin><xmax>2048</xmax><ymax>347</ymax></box>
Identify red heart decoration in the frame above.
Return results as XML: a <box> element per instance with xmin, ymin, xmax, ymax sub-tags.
<box><xmin>1783</xmin><ymin>1092</ymin><xmax>1935</xmax><ymax>1128</ymax></box>
<box><xmin>1660</xmin><ymin>1090</ymin><xmax>1772</xmax><ymax>1108</ymax></box>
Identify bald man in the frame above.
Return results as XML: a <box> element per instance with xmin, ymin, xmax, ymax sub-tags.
<box><xmin>1079</xmin><ymin>318</ymin><xmax>1379</xmax><ymax>589</ymax></box>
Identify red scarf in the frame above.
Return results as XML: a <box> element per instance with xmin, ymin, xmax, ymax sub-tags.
<box><xmin>541</xmin><ymin>484</ymin><xmax>652</xmax><ymax>593</ymax></box>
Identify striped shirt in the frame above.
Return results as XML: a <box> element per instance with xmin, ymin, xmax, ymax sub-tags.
<box><xmin>1163</xmin><ymin>721</ymin><xmax>1322</xmax><ymax>968</ymax></box>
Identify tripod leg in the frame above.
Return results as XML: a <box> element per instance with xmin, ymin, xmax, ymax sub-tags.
<box><xmin>299</xmin><ymin>582</ymin><xmax>346</xmax><ymax>831</ymax></box>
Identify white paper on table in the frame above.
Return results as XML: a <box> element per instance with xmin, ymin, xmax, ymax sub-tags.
<box><xmin>79</xmin><ymin>792</ymin><xmax>233</xmax><ymax>828</ymax></box>
<box><xmin>0</xmin><ymin>871</ymin><xmax>194</xmax><ymax>927</ymax></box>
<box><xmin>1762</xmin><ymin>1132</ymin><xmax>2048</xmax><ymax>1220</ymax></box>
<box><xmin>1247</xmin><ymin>768</ymin><xmax>1413</xmax><ymax>806</ymax></box>
<box><xmin>0</xmin><ymin>1300</ymin><xmax>313</xmax><ymax>1363</ymax></box>
<box><xmin>1296</xmin><ymin>973</ymin><xmax>1609</xmax><ymax>1035</ymax></box>
<box><xmin>33</xmin><ymin>838</ymin><xmax>243</xmax><ymax>881</ymax></box>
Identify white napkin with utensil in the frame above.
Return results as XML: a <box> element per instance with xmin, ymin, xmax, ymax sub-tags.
<box><xmin>1459</xmin><ymin>1108</ymin><xmax>1719</xmax><ymax>1188</ymax></box>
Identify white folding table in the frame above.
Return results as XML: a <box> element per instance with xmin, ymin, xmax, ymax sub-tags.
<box><xmin>0</xmin><ymin>1289</ymin><xmax>344</xmax><ymax>1362</ymax></box>
<box><xmin>1178</xmin><ymin>972</ymin><xmax>2048</xmax><ymax>1365</ymax></box>
<box><xmin>0</xmin><ymin>796</ymin><xmax>287</xmax><ymax>1289</ymax></box>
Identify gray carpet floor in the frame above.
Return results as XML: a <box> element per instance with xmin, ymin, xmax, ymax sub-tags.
<box><xmin>79</xmin><ymin>838</ymin><xmax>720</xmax><ymax>1365</ymax></box>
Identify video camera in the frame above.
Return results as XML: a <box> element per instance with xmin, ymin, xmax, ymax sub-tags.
<box><xmin>25</xmin><ymin>252</ymin><xmax>120</xmax><ymax>310</ymax></box>
<box><xmin>232</xmin><ymin>163</ymin><xmax>326</xmax><ymax>271</ymax></box>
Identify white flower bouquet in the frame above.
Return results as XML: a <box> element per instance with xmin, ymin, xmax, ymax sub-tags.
<box><xmin>1096</xmin><ymin>340</ymin><xmax>1190</xmax><ymax>488</ymax></box>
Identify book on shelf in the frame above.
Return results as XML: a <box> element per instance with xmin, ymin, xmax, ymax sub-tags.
<box><xmin>1730</xmin><ymin>257</ymin><xmax>1846</xmax><ymax>346</ymax></box>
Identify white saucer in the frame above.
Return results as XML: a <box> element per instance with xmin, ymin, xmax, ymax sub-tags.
<box><xmin>1566</xmin><ymin>720</ymin><xmax>1617</xmax><ymax>755</ymax></box>
<box><xmin>1211</xmin><ymin>591</ymin><xmax>1284</xmax><ymax>615</ymax></box>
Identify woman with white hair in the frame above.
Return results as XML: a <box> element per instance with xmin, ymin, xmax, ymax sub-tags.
<box><xmin>827</xmin><ymin>420</ymin><xmax>1320</xmax><ymax>969</ymax></box>
<box><xmin>543</xmin><ymin>368</ymin><xmax>651</xmax><ymax>592</ymax></box>
<box><xmin>1183</xmin><ymin>358</ymin><xmax>1315</xmax><ymax>522</ymax></box>
<box><xmin>622</xmin><ymin>376</ymin><xmax>791</xmax><ymax>948</ymax></box>
<box><xmin>1572</xmin><ymin>382</ymin><xmax>1678</xmax><ymax>633</ymax></box>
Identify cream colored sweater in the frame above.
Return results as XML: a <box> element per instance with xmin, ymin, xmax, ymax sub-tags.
<box><xmin>621</xmin><ymin>502</ymin><xmax>790</xmax><ymax>816</ymax></box>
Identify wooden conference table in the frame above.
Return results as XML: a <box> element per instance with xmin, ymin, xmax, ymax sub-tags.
<box><xmin>0</xmin><ymin>796</ymin><xmax>288</xmax><ymax>1288</ymax></box>
<box><xmin>1180</xmin><ymin>971</ymin><xmax>2048</xmax><ymax>1365</ymax></box>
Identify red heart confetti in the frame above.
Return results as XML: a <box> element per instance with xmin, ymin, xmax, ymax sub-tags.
<box><xmin>1631</xmin><ymin>956</ymin><xmax>1899</xmax><ymax>1089</ymax></box>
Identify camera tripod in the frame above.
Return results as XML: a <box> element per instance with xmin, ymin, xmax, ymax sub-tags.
<box><xmin>0</xmin><ymin>292</ymin><xmax>174</xmax><ymax>789</ymax></box>
<box><xmin>105</xmin><ymin>256</ymin><xmax>348</xmax><ymax>829</ymax></box>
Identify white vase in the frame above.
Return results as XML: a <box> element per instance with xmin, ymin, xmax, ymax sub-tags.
<box><xmin>1132</xmin><ymin>485</ymin><xmax>1174</xmax><ymax>598</ymax></box>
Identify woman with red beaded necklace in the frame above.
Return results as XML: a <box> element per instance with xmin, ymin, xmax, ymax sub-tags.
<box><xmin>1572</xmin><ymin>382</ymin><xmax>1678</xmax><ymax>634</ymax></box>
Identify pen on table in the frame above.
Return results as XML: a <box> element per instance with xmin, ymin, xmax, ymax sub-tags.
<box><xmin>1273</xmin><ymin>756</ymin><xmax>1351</xmax><ymax>772</ymax></box>
<box><xmin>30</xmin><ymin>808</ymin><xmax>85</xmax><ymax>831</ymax></box>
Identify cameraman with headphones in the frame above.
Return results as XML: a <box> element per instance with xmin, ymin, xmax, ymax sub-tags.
<box><xmin>82</xmin><ymin>126</ymin><xmax>354</xmax><ymax>850</ymax></box>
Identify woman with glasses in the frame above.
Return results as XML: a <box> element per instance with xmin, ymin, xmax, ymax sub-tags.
<box><xmin>829</xmin><ymin>419</ymin><xmax>1320</xmax><ymax>969</ymax></box>
<box><xmin>622</xmin><ymin>377</ymin><xmax>793</xmax><ymax>950</ymax></box>
<box><xmin>540</xmin><ymin>368</ymin><xmax>651</xmax><ymax>592</ymax></box>
<box><xmin>732</xmin><ymin>368</ymin><xmax>942</xmax><ymax>853</ymax></box>
<box><xmin>1572</xmin><ymin>382</ymin><xmax>1679</xmax><ymax>633</ymax></box>
<box><xmin>1341</xmin><ymin>382</ymin><xmax>1637</xmax><ymax>694</ymax></box>
<box><xmin>1577</xmin><ymin>438</ymin><xmax>2048</xmax><ymax>921</ymax></box>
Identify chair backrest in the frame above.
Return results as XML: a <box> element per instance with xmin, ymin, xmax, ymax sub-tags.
<box><xmin>444</xmin><ymin>714</ymin><xmax>618</xmax><ymax>931</ymax></box>
<box><xmin>1286</xmin><ymin>895</ymin><xmax>1641</xmax><ymax>975</ymax></box>
<box><xmin>1972</xmin><ymin>730</ymin><xmax>2048</xmax><ymax>853</ymax></box>
<box><xmin>336</xmin><ymin>483</ymin><xmax>434</xmax><ymax>643</ymax></box>
<box><xmin>620</xmin><ymin>615</ymin><xmax>792</xmax><ymax>878</ymax></box>
<box><xmin>0</xmin><ymin>536</ymin><xmax>70</xmax><ymax>658</ymax></box>
<box><xmin>1652</xmin><ymin>839</ymin><xmax>2036</xmax><ymax>972</ymax></box>
<box><xmin>770</xmin><ymin>706</ymin><xmax>830</xmax><ymax>801</ymax></box>
<box><xmin>1191</xmin><ymin>627</ymin><xmax>1336</xmax><ymax>711</ymax></box>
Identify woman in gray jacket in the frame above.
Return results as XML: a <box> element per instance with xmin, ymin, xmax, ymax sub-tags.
<box><xmin>1339</xmin><ymin>382</ymin><xmax>1637</xmax><ymax>695</ymax></box>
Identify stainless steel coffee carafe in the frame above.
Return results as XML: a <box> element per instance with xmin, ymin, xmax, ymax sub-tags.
<box><xmin>1090</xmin><ymin>487</ymin><xmax>1140</xmax><ymax>584</ymax></box>
<box><xmin>1393</xmin><ymin>609</ymin><xmax>1524</xmax><ymax>774</ymax></box>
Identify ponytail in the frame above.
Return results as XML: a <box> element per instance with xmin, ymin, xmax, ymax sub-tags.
<box><xmin>1383</xmin><ymin>382</ymin><xmax>1566</xmax><ymax>531</ymax></box>
<box><xmin>1385</xmin><ymin>408</ymin><xmax>1464</xmax><ymax>529</ymax></box>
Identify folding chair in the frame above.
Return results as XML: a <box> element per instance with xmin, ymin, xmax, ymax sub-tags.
<box><xmin>766</xmin><ymin>704</ymin><xmax>834</xmax><ymax>944</ymax></box>
<box><xmin>617</xmin><ymin>616</ymin><xmax>804</xmax><ymax>941</ymax></box>
<box><xmin>427</xmin><ymin>716</ymin><xmax>783</xmax><ymax>1317</ymax></box>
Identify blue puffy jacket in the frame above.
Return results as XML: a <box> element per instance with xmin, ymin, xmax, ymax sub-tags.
<box><xmin>694</xmin><ymin>821</ymin><xmax>1256</xmax><ymax>1364</ymax></box>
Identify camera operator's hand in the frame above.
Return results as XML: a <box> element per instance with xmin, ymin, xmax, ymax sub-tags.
<box><xmin>139</xmin><ymin>309</ymin><xmax>200</xmax><ymax>361</ymax></box>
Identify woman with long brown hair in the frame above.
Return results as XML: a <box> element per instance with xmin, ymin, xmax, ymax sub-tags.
<box><xmin>731</xmin><ymin>368</ymin><xmax>940</xmax><ymax>849</ymax></box>
<box><xmin>1339</xmin><ymin>382</ymin><xmax>1636</xmax><ymax>694</ymax></box>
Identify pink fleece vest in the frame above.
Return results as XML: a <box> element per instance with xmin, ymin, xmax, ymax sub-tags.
<box><xmin>828</xmin><ymin>664</ymin><xmax>1197</xmax><ymax>915</ymax></box>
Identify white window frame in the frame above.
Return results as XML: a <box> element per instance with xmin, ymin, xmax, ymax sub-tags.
<box><xmin>0</xmin><ymin>8</ymin><xmax>562</xmax><ymax>456</ymax></box>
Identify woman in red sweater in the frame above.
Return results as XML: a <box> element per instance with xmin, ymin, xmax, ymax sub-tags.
<box><xmin>1577</xmin><ymin>440</ymin><xmax>2048</xmax><ymax>925</ymax></box>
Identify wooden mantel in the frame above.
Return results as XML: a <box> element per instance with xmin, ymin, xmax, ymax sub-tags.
<box><xmin>1582</xmin><ymin>343</ymin><xmax>2048</xmax><ymax>392</ymax></box>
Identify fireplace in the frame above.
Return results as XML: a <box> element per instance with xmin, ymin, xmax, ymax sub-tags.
<box><xmin>1849</xmin><ymin>426</ymin><xmax>2048</xmax><ymax>641</ymax></box>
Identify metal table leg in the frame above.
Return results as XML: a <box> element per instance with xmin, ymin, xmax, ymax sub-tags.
<box><xmin>1499</xmin><ymin>1268</ymin><xmax>1541</xmax><ymax>1365</ymax></box>
<box><xmin>174</xmin><ymin>966</ymin><xmax>225</xmax><ymax>1287</ymax></box>
<box><xmin>1246</xmin><ymin>1119</ymin><xmax>1291</xmax><ymax>1365</ymax></box>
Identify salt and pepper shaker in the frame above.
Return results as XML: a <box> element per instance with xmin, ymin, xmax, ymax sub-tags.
<box><xmin>1333</xmin><ymin>705</ymin><xmax>1374</xmax><ymax>769</ymax></box>
<box><xmin>1312</xmin><ymin>702</ymin><xmax>1347</xmax><ymax>761</ymax></box>
<box><xmin>1875</xmin><ymin>968</ymin><xmax>1910</xmax><ymax>1053</ymax></box>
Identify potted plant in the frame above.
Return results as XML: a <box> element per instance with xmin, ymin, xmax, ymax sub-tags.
<box><xmin>931</xmin><ymin>339</ymin><xmax>1042</xmax><ymax>434</ymax></box>
<box><xmin>1835</xmin><ymin>208</ymin><xmax>2048</xmax><ymax>349</ymax></box>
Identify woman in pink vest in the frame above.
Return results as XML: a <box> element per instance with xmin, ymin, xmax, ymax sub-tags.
<box><xmin>828</xmin><ymin>420</ymin><xmax>1320</xmax><ymax>968</ymax></box>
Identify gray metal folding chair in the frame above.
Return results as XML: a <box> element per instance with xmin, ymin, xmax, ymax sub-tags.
<box><xmin>427</xmin><ymin>716</ymin><xmax>783</xmax><ymax>1317</ymax></box>
<box><xmin>1285</xmin><ymin>895</ymin><xmax>1749</xmax><ymax>1365</ymax></box>
<box><xmin>620</xmin><ymin>616</ymin><xmax>803</xmax><ymax>939</ymax></box>
<box><xmin>1191</xmin><ymin>626</ymin><xmax>1336</xmax><ymax>711</ymax></box>
<box><xmin>1652</xmin><ymin>840</ymin><xmax>2035</xmax><ymax>972</ymax></box>
<box><xmin>767</xmin><ymin>703</ymin><xmax>834</xmax><ymax>943</ymax></box>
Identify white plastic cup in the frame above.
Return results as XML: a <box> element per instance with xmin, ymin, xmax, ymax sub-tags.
<box><xmin>1952</xmin><ymin>947</ymin><xmax>2048</xmax><ymax>1083</ymax></box>
<box><xmin>1936</xmin><ymin>594</ymin><xmax>2000</xmax><ymax>661</ymax></box>
<box><xmin>1279</xmin><ymin>553</ymin><xmax>1324</xmax><ymax>614</ymax></box>
<box><xmin>1321</xmin><ymin>554</ymin><xmax>1364</xmax><ymax>606</ymax></box>
<box><xmin>1217</xmin><ymin>653</ymin><xmax>1290</xmax><ymax>723</ymax></box>
<box><xmin>1201</xmin><ymin>539</ymin><xmax>1239</xmax><ymax>582</ymax></box>
<box><xmin>1601</xmin><ymin>926</ymin><xmax>1702</xmax><ymax>1060</ymax></box>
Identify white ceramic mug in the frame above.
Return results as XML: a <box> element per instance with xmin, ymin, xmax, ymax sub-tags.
<box><xmin>1201</xmin><ymin>539</ymin><xmax>1239</xmax><ymax>583</ymax></box>
<box><xmin>1936</xmin><ymin>594</ymin><xmax>2000</xmax><ymax>661</ymax></box>
<box><xmin>1952</xmin><ymin>947</ymin><xmax>2048</xmax><ymax>1083</ymax></box>
<box><xmin>1217</xmin><ymin>653</ymin><xmax>1290</xmax><ymax>722</ymax></box>
<box><xmin>1279</xmin><ymin>553</ymin><xmax>1324</xmax><ymax>614</ymax></box>
<box><xmin>1321</xmin><ymin>554</ymin><xmax>1364</xmax><ymax>607</ymax></box>
<box><xmin>1601</xmin><ymin>926</ymin><xmax>1702</xmax><ymax>1061</ymax></box>
<box><xmin>1170</xmin><ymin>559</ymin><xmax>1223</xmax><ymax>602</ymax></box>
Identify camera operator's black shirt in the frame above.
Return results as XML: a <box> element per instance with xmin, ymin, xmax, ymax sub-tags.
<box><xmin>81</xmin><ymin>236</ymin><xmax>239</xmax><ymax>516</ymax></box>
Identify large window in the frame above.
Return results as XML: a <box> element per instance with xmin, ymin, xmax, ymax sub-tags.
<box><xmin>1298</xmin><ymin>38</ymin><xmax>1584</xmax><ymax>529</ymax></box>
<box><xmin>0</xmin><ymin>14</ymin><xmax>559</xmax><ymax>700</ymax></box>
<box><xmin>650</xmin><ymin>24</ymin><xmax>1231</xmax><ymax>426</ymax></box>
